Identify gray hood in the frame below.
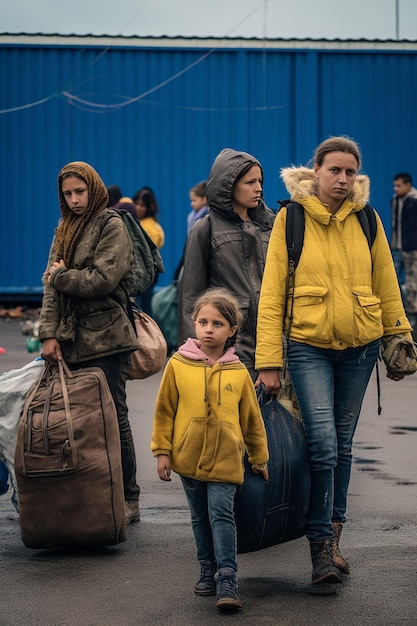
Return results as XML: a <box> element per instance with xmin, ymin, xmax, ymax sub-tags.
<box><xmin>206</xmin><ymin>148</ymin><xmax>272</xmax><ymax>225</ymax></box>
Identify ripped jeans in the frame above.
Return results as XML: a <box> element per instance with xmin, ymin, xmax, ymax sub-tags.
<box><xmin>288</xmin><ymin>339</ymin><xmax>380</xmax><ymax>541</ymax></box>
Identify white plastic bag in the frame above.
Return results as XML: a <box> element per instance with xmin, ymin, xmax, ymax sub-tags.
<box><xmin>0</xmin><ymin>358</ymin><xmax>44</xmax><ymax>501</ymax></box>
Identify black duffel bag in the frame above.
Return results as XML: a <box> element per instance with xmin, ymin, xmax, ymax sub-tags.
<box><xmin>234</xmin><ymin>385</ymin><xmax>311</xmax><ymax>554</ymax></box>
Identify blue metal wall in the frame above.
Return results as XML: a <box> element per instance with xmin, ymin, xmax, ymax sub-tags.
<box><xmin>1</xmin><ymin>37</ymin><xmax>417</xmax><ymax>296</ymax></box>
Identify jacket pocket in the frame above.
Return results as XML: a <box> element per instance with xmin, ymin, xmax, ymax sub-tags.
<box><xmin>200</xmin><ymin>420</ymin><xmax>244</xmax><ymax>482</ymax></box>
<box><xmin>75</xmin><ymin>307</ymin><xmax>134</xmax><ymax>360</ymax></box>
<box><xmin>291</xmin><ymin>285</ymin><xmax>331</xmax><ymax>342</ymax></box>
<box><xmin>173</xmin><ymin>418</ymin><xmax>205</xmax><ymax>475</ymax></box>
<box><xmin>352</xmin><ymin>288</ymin><xmax>383</xmax><ymax>342</ymax></box>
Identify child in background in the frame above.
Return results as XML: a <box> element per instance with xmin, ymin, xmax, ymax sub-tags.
<box><xmin>151</xmin><ymin>287</ymin><xmax>268</xmax><ymax>612</ymax></box>
<box><xmin>187</xmin><ymin>181</ymin><xmax>209</xmax><ymax>233</ymax></box>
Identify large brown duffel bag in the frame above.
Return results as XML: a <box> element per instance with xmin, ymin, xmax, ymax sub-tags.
<box><xmin>14</xmin><ymin>359</ymin><xmax>126</xmax><ymax>549</ymax></box>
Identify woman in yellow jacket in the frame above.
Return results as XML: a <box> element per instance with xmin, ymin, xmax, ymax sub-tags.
<box><xmin>256</xmin><ymin>136</ymin><xmax>412</xmax><ymax>585</ymax></box>
<box><xmin>132</xmin><ymin>187</ymin><xmax>165</xmax><ymax>314</ymax></box>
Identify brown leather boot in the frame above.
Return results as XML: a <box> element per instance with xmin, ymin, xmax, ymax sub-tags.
<box><xmin>310</xmin><ymin>539</ymin><xmax>343</xmax><ymax>584</ymax></box>
<box><xmin>332</xmin><ymin>522</ymin><xmax>350</xmax><ymax>574</ymax></box>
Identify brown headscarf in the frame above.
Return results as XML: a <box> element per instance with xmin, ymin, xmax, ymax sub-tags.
<box><xmin>54</xmin><ymin>161</ymin><xmax>109</xmax><ymax>266</ymax></box>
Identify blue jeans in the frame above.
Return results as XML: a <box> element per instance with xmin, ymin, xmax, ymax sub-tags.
<box><xmin>288</xmin><ymin>339</ymin><xmax>379</xmax><ymax>542</ymax></box>
<box><xmin>180</xmin><ymin>477</ymin><xmax>238</xmax><ymax>571</ymax></box>
<box><xmin>392</xmin><ymin>248</ymin><xmax>405</xmax><ymax>286</ymax></box>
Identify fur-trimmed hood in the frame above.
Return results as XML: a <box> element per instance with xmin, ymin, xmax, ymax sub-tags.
<box><xmin>281</xmin><ymin>166</ymin><xmax>370</xmax><ymax>211</ymax></box>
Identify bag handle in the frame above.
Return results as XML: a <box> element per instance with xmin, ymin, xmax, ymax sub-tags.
<box><xmin>20</xmin><ymin>359</ymin><xmax>78</xmax><ymax>471</ymax></box>
<box><xmin>56</xmin><ymin>359</ymin><xmax>78</xmax><ymax>469</ymax></box>
<box><xmin>21</xmin><ymin>361</ymin><xmax>49</xmax><ymax>457</ymax></box>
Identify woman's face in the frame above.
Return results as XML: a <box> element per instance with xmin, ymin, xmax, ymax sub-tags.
<box><xmin>232</xmin><ymin>165</ymin><xmax>262</xmax><ymax>213</ymax></box>
<box><xmin>134</xmin><ymin>200</ymin><xmax>146</xmax><ymax>219</ymax></box>
<box><xmin>61</xmin><ymin>175</ymin><xmax>89</xmax><ymax>216</ymax></box>
<box><xmin>313</xmin><ymin>151</ymin><xmax>358</xmax><ymax>209</ymax></box>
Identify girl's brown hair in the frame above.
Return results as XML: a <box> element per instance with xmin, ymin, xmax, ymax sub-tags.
<box><xmin>192</xmin><ymin>287</ymin><xmax>243</xmax><ymax>350</ymax></box>
<box><xmin>190</xmin><ymin>181</ymin><xmax>207</xmax><ymax>197</ymax></box>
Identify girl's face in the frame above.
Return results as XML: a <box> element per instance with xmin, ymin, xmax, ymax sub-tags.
<box><xmin>61</xmin><ymin>175</ymin><xmax>89</xmax><ymax>216</ymax></box>
<box><xmin>194</xmin><ymin>304</ymin><xmax>237</xmax><ymax>357</ymax></box>
<box><xmin>313</xmin><ymin>151</ymin><xmax>358</xmax><ymax>210</ymax></box>
<box><xmin>190</xmin><ymin>191</ymin><xmax>207</xmax><ymax>212</ymax></box>
<box><xmin>232</xmin><ymin>165</ymin><xmax>262</xmax><ymax>213</ymax></box>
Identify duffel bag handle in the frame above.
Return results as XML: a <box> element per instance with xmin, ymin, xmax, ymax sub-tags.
<box><xmin>56</xmin><ymin>359</ymin><xmax>78</xmax><ymax>469</ymax></box>
<box><xmin>19</xmin><ymin>358</ymin><xmax>78</xmax><ymax>472</ymax></box>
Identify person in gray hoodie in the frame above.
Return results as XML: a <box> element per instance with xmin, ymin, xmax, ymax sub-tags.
<box><xmin>178</xmin><ymin>148</ymin><xmax>275</xmax><ymax>381</ymax></box>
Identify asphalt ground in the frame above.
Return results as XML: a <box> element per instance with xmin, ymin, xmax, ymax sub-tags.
<box><xmin>1</xmin><ymin>318</ymin><xmax>417</xmax><ymax>625</ymax></box>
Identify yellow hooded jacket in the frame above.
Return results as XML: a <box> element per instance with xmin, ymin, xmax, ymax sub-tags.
<box><xmin>151</xmin><ymin>339</ymin><xmax>268</xmax><ymax>484</ymax></box>
<box><xmin>256</xmin><ymin>167</ymin><xmax>412</xmax><ymax>370</ymax></box>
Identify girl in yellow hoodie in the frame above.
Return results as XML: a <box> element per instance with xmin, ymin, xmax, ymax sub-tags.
<box><xmin>151</xmin><ymin>287</ymin><xmax>268</xmax><ymax>612</ymax></box>
<box><xmin>256</xmin><ymin>136</ymin><xmax>412</xmax><ymax>586</ymax></box>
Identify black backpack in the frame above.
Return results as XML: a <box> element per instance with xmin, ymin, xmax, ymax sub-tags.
<box><xmin>282</xmin><ymin>200</ymin><xmax>377</xmax><ymax>274</ymax></box>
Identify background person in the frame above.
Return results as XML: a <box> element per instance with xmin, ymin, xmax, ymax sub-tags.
<box><xmin>107</xmin><ymin>184</ymin><xmax>122</xmax><ymax>208</ymax></box>
<box><xmin>255</xmin><ymin>136</ymin><xmax>413</xmax><ymax>585</ymax></box>
<box><xmin>391</xmin><ymin>173</ymin><xmax>417</xmax><ymax>314</ymax></box>
<box><xmin>187</xmin><ymin>180</ymin><xmax>209</xmax><ymax>233</ymax></box>
<box><xmin>132</xmin><ymin>187</ymin><xmax>165</xmax><ymax>315</ymax></box>
<box><xmin>38</xmin><ymin>161</ymin><xmax>141</xmax><ymax>524</ymax></box>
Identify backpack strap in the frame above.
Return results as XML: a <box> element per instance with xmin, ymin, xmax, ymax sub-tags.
<box><xmin>283</xmin><ymin>202</ymin><xmax>305</xmax><ymax>338</ymax></box>
<box><xmin>285</xmin><ymin>201</ymin><xmax>305</xmax><ymax>272</ymax></box>
<box><xmin>356</xmin><ymin>203</ymin><xmax>377</xmax><ymax>249</ymax></box>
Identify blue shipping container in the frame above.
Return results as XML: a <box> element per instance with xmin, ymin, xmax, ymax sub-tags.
<box><xmin>1</xmin><ymin>34</ymin><xmax>416</xmax><ymax>296</ymax></box>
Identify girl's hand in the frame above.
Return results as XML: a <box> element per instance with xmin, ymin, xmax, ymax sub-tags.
<box><xmin>41</xmin><ymin>338</ymin><xmax>62</xmax><ymax>362</ymax></box>
<box><xmin>255</xmin><ymin>369</ymin><xmax>282</xmax><ymax>395</ymax></box>
<box><xmin>157</xmin><ymin>455</ymin><xmax>171</xmax><ymax>481</ymax></box>
<box><xmin>47</xmin><ymin>259</ymin><xmax>66</xmax><ymax>282</ymax></box>
<box><xmin>251</xmin><ymin>463</ymin><xmax>269</xmax><ymax>481</ymax></box>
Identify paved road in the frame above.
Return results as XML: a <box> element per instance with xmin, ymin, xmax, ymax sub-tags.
<box><xmin>1</xmin><ymin>318</ymin><xmax>417</xmax><ymax>625</ymax></box>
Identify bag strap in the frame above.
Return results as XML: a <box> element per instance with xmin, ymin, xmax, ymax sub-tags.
<box><xmin>20</xmin><ymin>359</ymin><xmax>78</xmax><ymax>473</ymax></box>
<box><xmin>57</xmin><ymin>359</ymin><xmax>78</xmax><ymax>469</ymax></box>
<box><xmin>110</xmin><ymin>290</ymin><xmax>137</xmax><ymax>336</ymax></box>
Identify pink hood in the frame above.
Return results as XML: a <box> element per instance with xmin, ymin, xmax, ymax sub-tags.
<box><xmin>178</xmin><ymin>337</ymin><xmax>240</xmax><ymax>366</ymax></box>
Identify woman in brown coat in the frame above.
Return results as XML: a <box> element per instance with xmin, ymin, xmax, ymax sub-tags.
<box><xmin>38</xmin><ymin>161</ymin><xmax>140</xmax><ymax>523</ymax></box>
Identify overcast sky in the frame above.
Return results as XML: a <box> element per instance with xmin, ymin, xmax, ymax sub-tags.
<box><xmin>1</xmin><ymin>0</ymin><xmax>417</xmax><ymax>40</ymax></box>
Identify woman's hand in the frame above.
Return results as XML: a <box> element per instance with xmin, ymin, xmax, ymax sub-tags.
<box><xmin>251</xmin><ymin>463</ymin><xmax>269</xmax><ymax>480</ymax></box>
<box><xmin>41</xmin><ymin>338</ymin><xmax>62</xmax><ymax>362</ymax></box>
<box><xmin>47</xmin><ymin>259</ymin><xmax>66</xmax><ymax>282</ymax></box>
<box><xmin>386</xmin><ymin>371</ymin><xmax>405</xmax><ymax>382</ymax></box>
<box><xmin>255</xmin><ymin>369</ymin><xmax>282</xmax><ymax>395</ymax></box>
<box><xmin>157</xmin><ymin>454</ymin><xmax>171</xmax><ymax>481</ymax></box>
